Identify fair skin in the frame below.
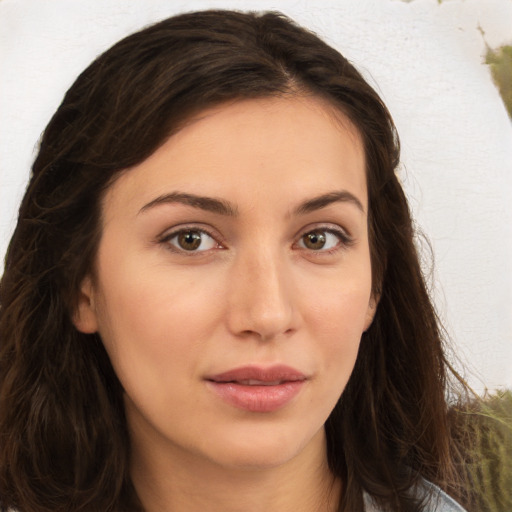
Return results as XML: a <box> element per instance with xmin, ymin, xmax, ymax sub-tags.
<box><xmin>74</xmin><ymin>96</ymin><xmax>375</xmax><ymax>512</ymax></box>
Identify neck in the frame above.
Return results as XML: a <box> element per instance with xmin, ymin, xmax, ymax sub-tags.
<box><xmin>130</xmin><ymin>428</ymin><xmax>341</xmax><ymax>512</ymax></box>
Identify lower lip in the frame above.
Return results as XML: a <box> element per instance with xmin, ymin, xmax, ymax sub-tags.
<box><xmin>206</xmin><ymin>380</ymin><xmax>305</xmax><ymax>412</ymax></box>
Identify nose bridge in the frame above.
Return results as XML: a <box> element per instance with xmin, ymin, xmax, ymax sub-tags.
<box><xmin>227</xmin><ymin>242</ymin><xmax>296</xmax><ymax>340</ymax></box>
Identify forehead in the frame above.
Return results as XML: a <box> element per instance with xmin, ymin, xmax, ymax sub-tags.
<box><xmin>173</xmin><ymin>95</ymin><xmax>363</xmax><ymax>163</ymax></box>
<box><xmin>103</xmin><ymin>95</ymin><xmax>367</xmax><ymax>217</ymax></box>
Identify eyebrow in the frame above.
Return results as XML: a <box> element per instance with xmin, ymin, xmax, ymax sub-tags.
<box><xmin>138</xmin><ymin>189</ymin><xmax>364</xmax><ymax>217</ymax></box>
<box><xmin>139</xmin><ymin>192</ymin><xmax>238</xmax><ymax>216</ymax></box>
<box><xmin>294</xmin><ymin>190</ymin><xmax>365</xmax><ymax>215</ymax></box>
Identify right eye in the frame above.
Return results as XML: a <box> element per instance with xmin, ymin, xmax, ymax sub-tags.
<box><xmin>162</xmin><ymin>229</ymin><xmax>219</xmax><ymax>253</ymax></box>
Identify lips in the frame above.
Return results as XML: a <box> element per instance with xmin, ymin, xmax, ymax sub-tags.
<box><xmin>205</xmin><ymin>365</ymin><xmax>307</xmax><ymax>413</ymax></box>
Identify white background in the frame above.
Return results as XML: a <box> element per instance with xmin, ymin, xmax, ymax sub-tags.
<box><xmin>1</xmin><ymin>0</ymin><xmax>511</xmax><ymax>394</ymax></box>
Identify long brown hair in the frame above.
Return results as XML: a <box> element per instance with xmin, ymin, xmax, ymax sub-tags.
<box><xmin>0</xmin><ymin>10</ymin><xmax>466</xmax><ymax>511</ymax></box>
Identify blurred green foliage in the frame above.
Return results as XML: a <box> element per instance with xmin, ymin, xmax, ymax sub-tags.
<box><xmin>454</xmin><ymin>390</ymin><xmax>512</xmax><ymax>511</ymax></box>
<box><xmin>486</xmin><ymin>45</ymin><xmax>512</xmax><ymax>118</ymax></box>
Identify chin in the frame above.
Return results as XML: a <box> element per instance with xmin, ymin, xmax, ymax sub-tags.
<box><xmin>199</xmin><ymin>421</ymin><xmax>326</xmax><ymax>472</ymax></box>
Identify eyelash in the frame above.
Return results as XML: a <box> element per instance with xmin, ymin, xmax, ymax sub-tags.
<box><xmin>295</xmin><ymin>226</ymin><xmax>354</xmax><ymax>255</ymax></box>
<box><xmin>159</xmin><ymin>226</ymin><xmax>224</xmax><ymax>255</ymax></box>
<box><xmin>158</xmin><ymin>224</ymin><xmax>353</xmax><ymax>256</ymax></box>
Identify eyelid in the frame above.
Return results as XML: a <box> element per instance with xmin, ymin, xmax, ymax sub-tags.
<box><xmin>158</xmin><ymin>224</ymin><xmax>226</xmax><ymax>254</ymax></box>
<box><xmin>294</xmin><ymin>223</ymin><xmax>354</xmax><ymax>251</ymax></box>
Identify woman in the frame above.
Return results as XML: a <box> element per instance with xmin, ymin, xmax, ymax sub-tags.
<box><xmin>0</xmin><ymin>9</ymin><xmax>469</xmax><ymax>512</ymax></box>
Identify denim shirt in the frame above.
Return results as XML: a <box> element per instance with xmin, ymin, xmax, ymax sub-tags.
<box><xmin>363</xmin><ymin>480</ymin><xmax>467</xmax><ymax>512</ymax></box>
<box><xmin>7</xmin><ymin>482</ymin><xmax>467</xmax><ymax>512</ymax></box>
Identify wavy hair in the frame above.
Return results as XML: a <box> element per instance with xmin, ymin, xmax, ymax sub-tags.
<box><xmin>0</xmin><ymin>10</ymin><xmax>466</xmax><ymax>511</ymax></box>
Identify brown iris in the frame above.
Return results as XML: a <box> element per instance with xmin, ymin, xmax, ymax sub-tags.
<box><xmin>302</xmin><ymin>231</ymin><xmax>327</xmax><ymax>250</ymax></box>
<box><xmin>178</xmin><ymin>230</ymin><xmax>202</xmax><ymax>250</ymax></box>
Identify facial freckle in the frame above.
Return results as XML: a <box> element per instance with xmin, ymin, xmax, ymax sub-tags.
<box><xmin>92</xmin><ymin>96</ymin><xmax>372</xmax><ymax>480</ymax></box>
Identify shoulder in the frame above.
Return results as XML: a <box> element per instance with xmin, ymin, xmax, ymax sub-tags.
<box><xmin>363</xmin><ymin>480</ymin><xmax>467</xmax><ymax>512</ymax></box>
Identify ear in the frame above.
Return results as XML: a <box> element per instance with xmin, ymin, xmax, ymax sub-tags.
<box><xmin>73</xmin><ymin>275</ymin><xmax>99</xmax><ymax>334</ymax></box>
<box><xmin>363</xmin><ymin>294</ymin><xmax>379</xmax><ymax>332</ymax></box>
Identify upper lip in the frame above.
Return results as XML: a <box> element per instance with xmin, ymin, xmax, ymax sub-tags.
<box><xmin>206</xmin><ymin>365</ymin><xmax>307</xmax><ymax>384</ymax></box>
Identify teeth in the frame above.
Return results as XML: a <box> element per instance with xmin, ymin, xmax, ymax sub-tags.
<box><xmin>238</xmin><ymin>379</ymin><xmax>282</xmax><ymax>386</ymax></box>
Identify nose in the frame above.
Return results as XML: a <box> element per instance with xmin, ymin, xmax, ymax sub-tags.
<box><xmin>226</xmin><ymin>247</ymin><xmax>298</xmax><ymax>341</ymax></box>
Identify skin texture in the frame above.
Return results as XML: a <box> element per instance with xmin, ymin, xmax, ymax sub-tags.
<box><xmin>74</xmin><ymin>96</ymin><xmax>375</xmax><ymax>512</ymax></box>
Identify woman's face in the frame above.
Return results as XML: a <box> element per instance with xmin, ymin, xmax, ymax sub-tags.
<box><xmin>75</xmin><ymin>96</ymin><xmax>375</xmax><ymax>471</ymax></box>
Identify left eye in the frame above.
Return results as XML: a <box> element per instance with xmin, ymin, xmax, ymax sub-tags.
<box><xmin>298</xmin><ymin>230</ymin><xmax>342</xmax><ymax>251</ymax></box>
<box><xmin>165</xmin><ymin>229</ymin><xmax>218</xmax><ymax>252</ymax></box>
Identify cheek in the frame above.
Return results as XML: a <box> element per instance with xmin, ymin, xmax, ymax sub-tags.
<box><xmin>92</xmin><ymin>250</ymin><xmax>222</xmax><ymax>390</ymax></box>
<box><xmin>299</xmin><ymin>269</ymin><xmax>371</xmax><ymax>383</ymax></box>
<box><xmin>93</xmin><ymin>267</ymin><xmax>223</xmax><ymax>442</ymax></box>
<box><xmin>321</xmin><ymin>296</ymin><xmax>366</xmax><ymax>370</ymax></box>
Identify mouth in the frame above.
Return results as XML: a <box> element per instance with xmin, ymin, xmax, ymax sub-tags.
<box><xmin>207</xmin><ymin>364</ymin><xmax>306</xmax><ymax>384</ymax></box>
<box><xmin>222</xmin><ymin>379</ymin><xmax>287</xmax><ymax>386</ymax></box>
<box><xmin>205</xmin><ymin>365</ymin><xmax>307</xmax><ymax>413</ymax></box>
